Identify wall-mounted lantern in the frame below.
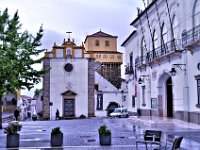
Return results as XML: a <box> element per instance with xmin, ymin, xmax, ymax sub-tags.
<box><xmin>170</xmin><ymin>64</ymin><xmax>186</xmax><ymax>76</ymax></box>
<box><xmin>138</xmin><ymin>75</ymin><xmax>149</xmax><ymax>84</ymax></box>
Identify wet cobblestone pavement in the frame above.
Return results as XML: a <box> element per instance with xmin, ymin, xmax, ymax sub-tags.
<box><xmin>0</xmin><ymin>117</ymin><xmax>200</xmax><ymax>149</ymax></box>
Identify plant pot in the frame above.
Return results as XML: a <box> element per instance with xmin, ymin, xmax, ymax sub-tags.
<box><xmin>99</xmin><ymin>134</ymin><xmax>111</xmax><ymax>145</ymax></box>
<box><xmin>6</xmin><ymin>134</ymin><xmax>20</xmax><ymax>148</ymax></box>
<box><xmin>51</xmin><ymin>133</ymin><xmax>63</xmax><ymax>146</ymax></box>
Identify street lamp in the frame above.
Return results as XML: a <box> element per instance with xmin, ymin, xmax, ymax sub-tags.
<box><xmin>170</xmin><ymin>67</ymin><xmax>177</xmax><ymax>76</ymax></box>
<box><xmin>138</xmin><ymin>75</ymin><xmax>149</xmax><ymax>84</ymax></box>
<box><xmin>138</xmin><ymin>78</ymin><xmax>143</xmax><ymax>84</ymax></box>
<box><xmin>170</xmin><ymin>64</ymin><xmax>186</xmax><ymax>76</ymax></box>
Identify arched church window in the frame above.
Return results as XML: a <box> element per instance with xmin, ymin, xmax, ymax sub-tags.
<box><xmin>67</xmin><ymin>48</ymin><xmax>72</xmax><ymax>58</ymax></box>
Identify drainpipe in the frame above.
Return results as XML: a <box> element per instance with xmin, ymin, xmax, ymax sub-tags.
<box><xmin>183</xmin><ymin>0</ymin><xmax>189</xmax><ymax>122</ymax></box>
<box><xmin>183</xmin><ymin>51</ymin><xmax>189</xmax><ymax>122</ymax></box>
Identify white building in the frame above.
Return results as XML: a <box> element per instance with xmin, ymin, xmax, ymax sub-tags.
<box><xmin>122</xmin><ymin>0</ymin><xmax>200</xmax><ymax>124</ymax></box>
<box><xmin>43</xmin><ymin>38</ymin><xmax>95</xmax><ymax>119</ymax></box>
<box><xmin>42</xmin><ymin>32</ymin><xmax>127</xmax><ymax>119</ymax></box>
<box><xmin>95</xmin><ymin>72</ymin><xmax>128</xmax><ymax>117</ymax></box>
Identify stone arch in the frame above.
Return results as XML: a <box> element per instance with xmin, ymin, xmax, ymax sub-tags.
<box><xmin>106</xmin><ymin>102</ymin><xmax>120</xmax><ymax>116</ymax></box>
<box><xmin>157</xmin><ymin>71</ymin><xmax>172</xmax><ymax>117</ymax></box>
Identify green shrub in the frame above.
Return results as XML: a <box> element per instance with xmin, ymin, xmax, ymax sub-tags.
<box><xmin>98</xmin><ymin>125</ymin><xmax>111</xmax><ymax>135</ymax></box>
<box><xmin>4</xmin><ymin>122</ymin><xmax>22</xmax><ymax>135</ymax></box>
<box><xmin>51</xmin><ymin>127</ymin><xmax>62</xmax><ymax>134</ymax></box>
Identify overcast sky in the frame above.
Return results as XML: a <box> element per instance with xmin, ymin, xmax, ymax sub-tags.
<box><xmin>0</xmin><ymin>0</ymin><xmax>143</xmax><ymax>97</ymax></box>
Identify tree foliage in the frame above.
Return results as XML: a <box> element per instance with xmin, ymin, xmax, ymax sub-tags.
<box><xmin>34</xmin><ymin>88</ymin><xmax>42</xmax><ymax>97</ymax></box>
<box><xmin>0</xmin><ymin>8</ymin><xmax>48</xmax><ymax>96</ymax></box>
<box><xmin>0</xmin><ymin>8</ymin><xmax>48</xmax><ymax>128</ymax></box>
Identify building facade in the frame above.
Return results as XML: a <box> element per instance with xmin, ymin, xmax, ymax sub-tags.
<box><xmin>85</xmin><ymin>31</ymin><xmax>123</xmax><ymax>89</ymax></box>
<box><xmin>122</xmin><ymin>0</ymin><xmax>200</xmax><ymax>124</ymax></box>
<box><xmin>85</xmin><ymin>31</ymin><xmax>126</xmax><ymax>116</ymax></box>
<box><xmin>43</xmin><ymin>38</ymin><xmax>95</xmax><ymax>119</ymax></box>
<box><xmin>42</xmin><ymin>31</ymin><xmax>126</xmax><ymax>119</ymax></box>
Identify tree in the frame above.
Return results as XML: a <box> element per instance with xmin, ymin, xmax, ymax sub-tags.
<box><xmin>0</xmin><ymin>8</ymin><xmax>48</xmax><ymax>129</ymax></box>
<box><xmin>34</xmin><ymin>88</ymin><xmax>42</xmax><ymax>98</ymax></box>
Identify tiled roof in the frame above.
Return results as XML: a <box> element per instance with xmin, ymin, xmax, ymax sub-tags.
<box><xmin>90</xmin><ymin>31</ymin><xmax>114</xmax><ymax>37</ymax></box>
<box><xmin>84</xmin><ymin>31</ymin><xmax>117</xmax><ymax>43</ymax></box>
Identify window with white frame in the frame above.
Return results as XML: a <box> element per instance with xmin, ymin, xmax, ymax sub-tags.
<box><xmin>197</xmin><ymin>79</ymin><xmax>200</xmax><ymax>105</ymax></box>
<box><xmin>172</xmin><ymin>15</ymin><xmax>179</xmax><ymax>39</ymax></box>
<box><xmin>195</xmin><ymin>75</ymin><xmax>200</xmax><ymax>108</ymax></box>
<box><xmin>142</xmin><ymin>86</ymin><xmax>146</xmax><ymax>106</ymax></box>
<box><xmin>95</xmin><ymin>40</ymin><xmax>100</xmax><ymax>46</ymax></box>
<box><xmin>153</xmin><ymin>29</ymin><xmax>159</xmax><ymax>50</ymax></box>
<box><xmin>194</xmin><ymin>0</ymin><xmax>200</xmax><ymax>27</ymax></box>
<box><xmin>105</xmin><ymin>40</ymin><xmax>110</xmax><ymax>46</ymax></box>
<box><xmin>161</xmin><ymin>23</ymin><xmax>167</xmax><ymax>44</ymax></box>
<box><xmin>141</xmin><ymin>37</ymin><xmax>147</xmax><ymax>57</ymax></box>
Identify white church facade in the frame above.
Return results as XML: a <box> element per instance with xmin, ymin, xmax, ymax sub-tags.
<box><xmin>42</xmin><ymin>31</ymin><xmax>126</xmax><ymax>119</ymax></box>
<box><xmin>42</xmin><ymin>39</ymin><xmax>95</xmax><ymax>119</ymax></box>
<box><xmin>122</xmin><ymin>0</ymin><xmax>200</xmax><ymax>124</ymax></box>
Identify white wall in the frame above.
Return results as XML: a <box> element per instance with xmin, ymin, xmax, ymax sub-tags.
<box><xmin>50</xmin><ymin>58</ymin><xmax>88</xmax><ymax>119</ymax></box>
<box><xmin>123</xmin><ymin>0</ymin><xmax>200</xmax><ymax>116</ymax></box>
<box><xmin>94</xmin><ymin>72</ymin><xmax>128</xmax><ymax>117</ymax></box>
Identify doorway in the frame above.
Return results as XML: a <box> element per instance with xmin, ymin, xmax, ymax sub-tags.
<box><xmin>106</xmin><ymin>102</ymin><xmax>119</xmax><ymax>116</ymax></box>
<box><xmin>166</xmin><ymin>77</ymin><xmax>173</xmax><ymax>117</ymax></box>
<box><xmin>64</xmin><ymin>99</ymin><xmax>75</xmax><ymax>117</ymax></box>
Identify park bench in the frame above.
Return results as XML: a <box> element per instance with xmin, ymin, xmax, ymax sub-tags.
<box><xmin>136</xmin><ymin>130</ymin><xmax>162</xmax><ymax>150</ymax></box>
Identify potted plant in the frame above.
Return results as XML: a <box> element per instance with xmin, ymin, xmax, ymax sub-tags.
<box><xmin>4</xmin><ymin>121</ymin><xmax>22</xmax><ymax>148</ymax></box>
<box><xmin>51</xmin><ymin>127</ymin><xmax>63</xmax><ymax>146</ymax></box>
<box><xmin>98</xmin><ymin>125</ymin><xmax>111</xmax><ymax>145</ymax></box>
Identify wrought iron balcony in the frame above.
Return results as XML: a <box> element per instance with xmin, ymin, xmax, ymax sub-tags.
<box><xmin>135</xmin><ymin>39</ymin><xmax>182</xmax><ymax>67</ymax></box>
<box><xmin>125</xmin><ymin>65</ymin><xmax>134</xmax><ymax>74</ymax></box>
<box><xmin>182</xmin><ymin>24</ymin><xmax>200</xmax><ymax>48</ymax></box>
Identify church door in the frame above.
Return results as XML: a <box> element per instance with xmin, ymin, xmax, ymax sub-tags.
<box><xmin>64</xmin><ymin>99</ymin><xmax>75</xmax><ymax>117</ymax></box>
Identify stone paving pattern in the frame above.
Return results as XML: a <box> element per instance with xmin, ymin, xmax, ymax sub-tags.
<box><xmin>0</xmin><ymin>116</ymin><xmax>200</xmax><ymax>149</ymax></box>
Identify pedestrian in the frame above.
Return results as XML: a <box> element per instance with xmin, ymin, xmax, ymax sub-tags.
<box><xmin>56</xmin><ymin>109</ymin><xmax>60</xmax><ymax>120</ymax></box>
<box><xmin>14</xmin><ymin>108</ymin><xmax>20</xmax><ymax>121</ymax></box>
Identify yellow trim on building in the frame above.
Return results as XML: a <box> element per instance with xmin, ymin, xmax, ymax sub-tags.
<box><xmin>82</xmin><ymin>47</ymin><xmax>84</xmax><ymax>58</ymax></box>
<box><xmin>44</xmin><ymin>52</ymin><xmax>49</xmax><ymax>58</ymax></box>
<box><xmin>63</xmin><ymin>48</ymin><xmax>66</xmax><ymax>58</ymax></box>
<box><xmin>53</xmin><ymin>48</ymin><xmax>56</xmax><ymax>58</ymax></box>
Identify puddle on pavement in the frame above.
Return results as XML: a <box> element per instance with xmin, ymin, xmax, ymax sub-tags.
<box><xmin>36</xmin><ymin>129</ymin><xmax>46</xmax><ymax>132</ymax></box>
<box><xmin>115</xmin><ymin>136</ymin><xmax>125</xmax><ymax>139</ymax></box>
<box><xmin>21</xmin><ymin>138</ymin><xmax>43</xmax><ymax>141</ymax></box>
<box><xmin>87</xmin><ymin>139</ymin><xmax>96</xmax><ymax>142</ymax></box>
<box><xmin>80</xmin><ymin>135</ymin><xmax>91</xmax><ymax>138</ymax></box>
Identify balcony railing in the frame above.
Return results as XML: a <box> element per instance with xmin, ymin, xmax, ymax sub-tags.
<box><xmin>135</xmin><ymin>39</ymin><xmax>182</xmax><ymax>66</ymax></box>
<box><xmin>182</xmin><ymin>24</ymin><xmax>200</xmax><ymax>47</ymax></box>
<box><xmin>125</xmin><ymin>65</ymin><xmax>134</xmax><ymax>74</ymax></box>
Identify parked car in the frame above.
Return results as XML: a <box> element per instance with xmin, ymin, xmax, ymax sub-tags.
<box><xmin>110</xmin><ymin>108</ymin><xmax>129</xmax><ymax>118</ymax></box>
